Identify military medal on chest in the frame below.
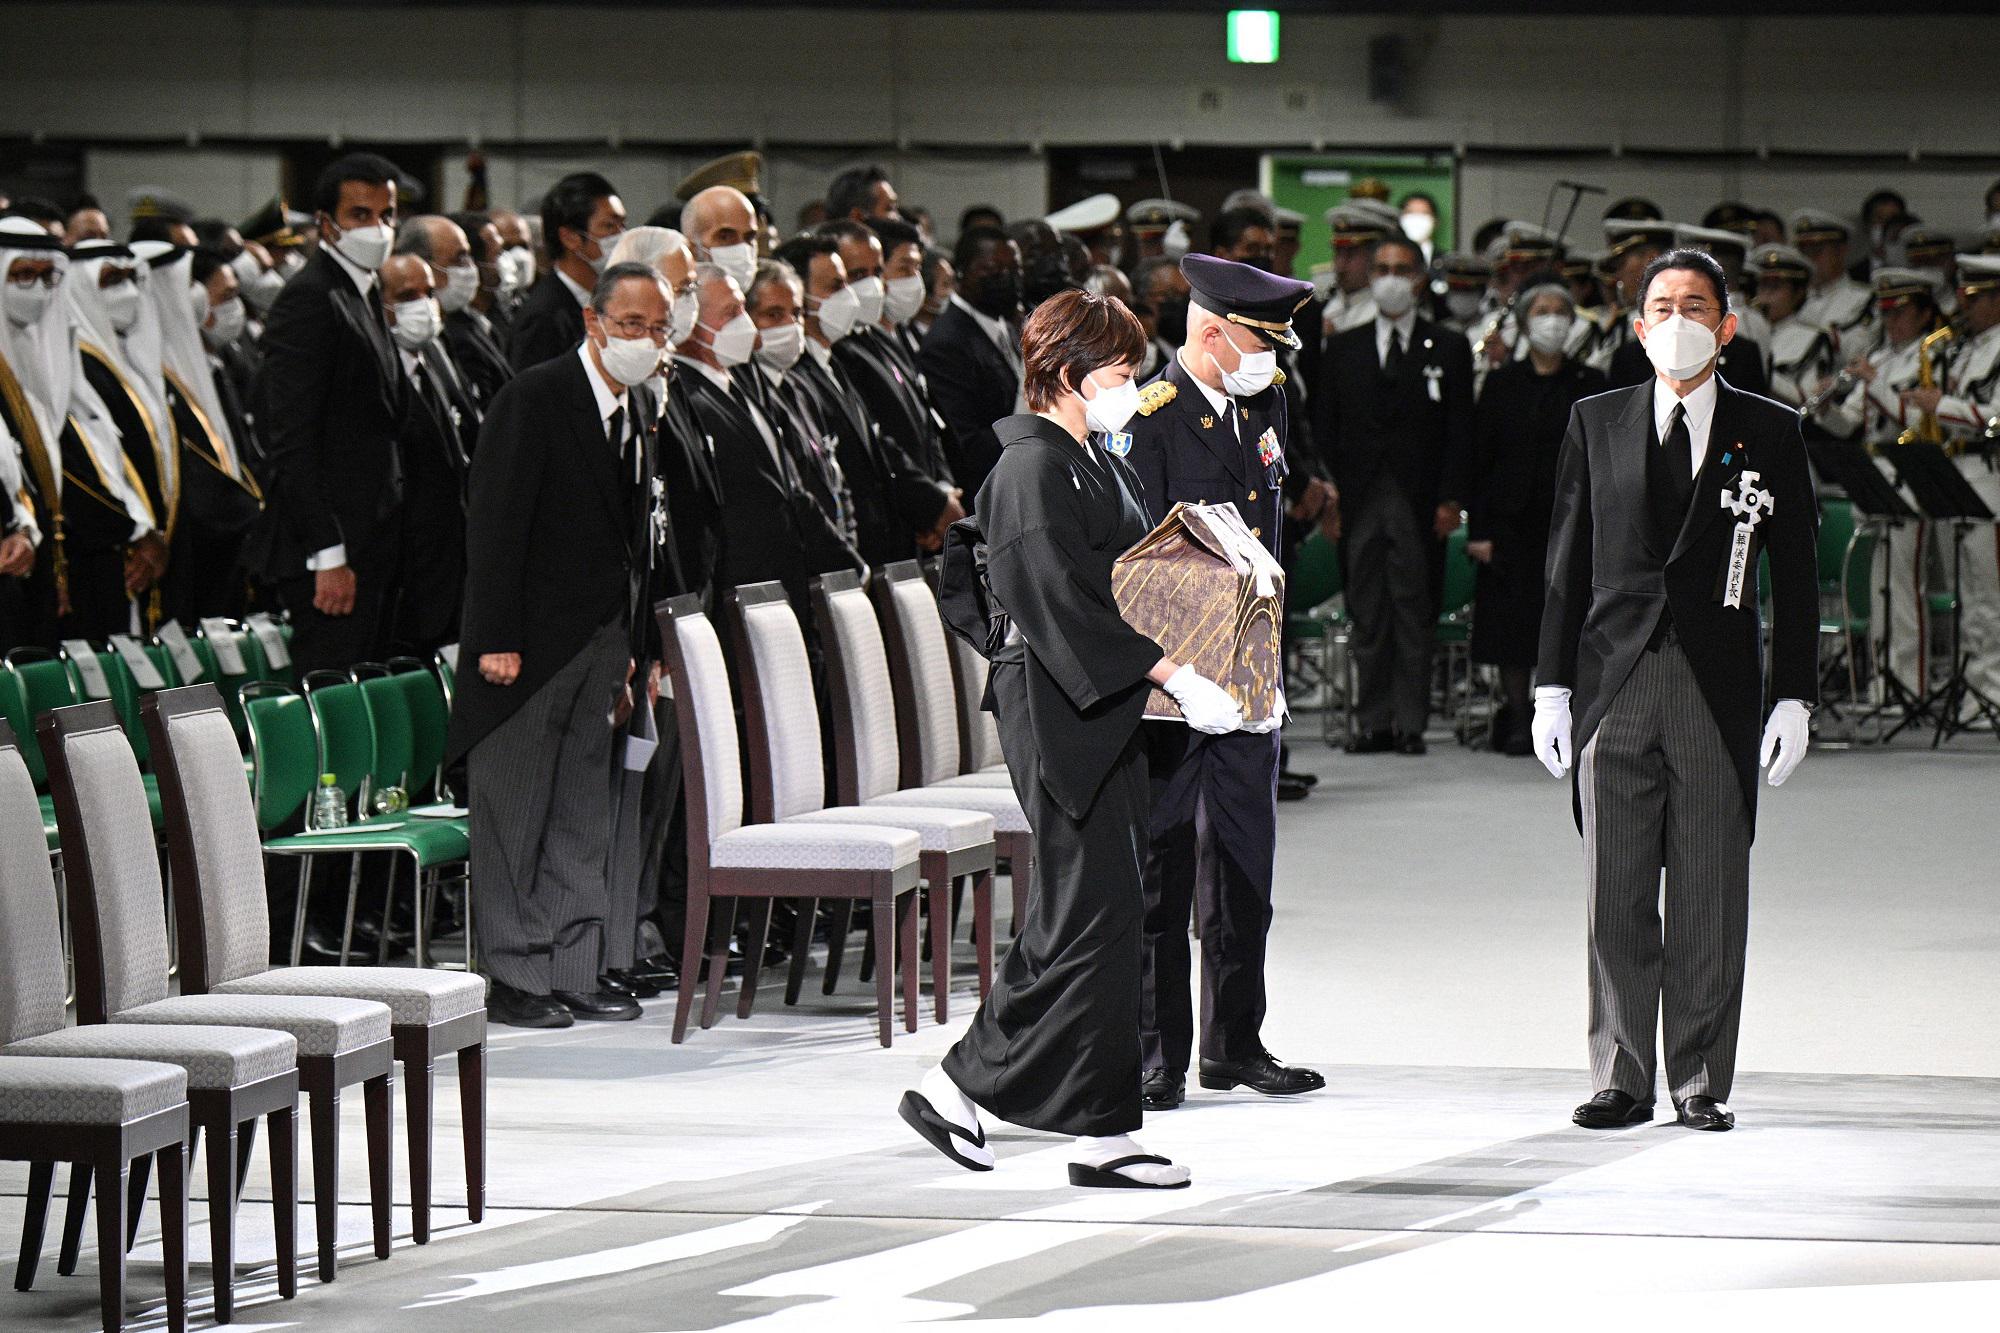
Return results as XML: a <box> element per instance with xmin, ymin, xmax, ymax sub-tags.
<box><xmin>1719</xmin><ymin>468</ymin><xmax>1772</xmax><ymax>609</ymax></box>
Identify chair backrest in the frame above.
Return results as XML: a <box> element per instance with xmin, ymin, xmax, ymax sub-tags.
<box><xmin>0</xmin><ymin>721</ymin><xmax>69</xmax><ymax>1045</ymax></box>
<box><xmin>813</xmin><ymin>571</ymin><xmax>903</xmax><ymax>805</ymax></box>
<box><xmin>305</xmin><ymin>678</ymin><xmax>376</xmax><ymax>815</ymax></box>
<box><xmin>658</xmin><ymin>595</ymin><xmax>743</xmax><ymax>860</ymax></box>
<box><xmin>358</xmin><ymin>675</ymin><xmax>415</xmax><ymax>797</ymax></box>
<box><xmin>1288</xmin><ymin>529</ymin><xmax>1343</xmax><ymax>611</ymax></box>
<box><xmin>389</xmin><ymin>663</ymin><xmax>449</xmax><ymax>801</ymax></box>
<box><xmin>947</xmin><ymin>631</ymin><xmax>1003</xmax><ymax>774</ymax></box>
<box><xmin>0</xmin><ymin>667</ymin><xmax>45</xmax><ymax>786</ymax></box>
<box><xmin>1439</xmin><ymin>525</ymin><xmax>1476</xmax><ymax>618</ymax></box>
<box><xmin>872</xmin><ymin>561</ymin><xmax>961</xmax><ymax>787</ymax></box>
<box><xmin>11</xmin><ymin>653</ymin><xmax>82</xmax><ymax>746</ymax></box>
<box><xmin>39</xmin><ymin>700</ymin><xmax>171</xmax><ymax>1024</ymax></box>
<box><xmin>143</xmin><ymin>685</ymin><xmax>270</xmax><ymax>991</ymax></box>
<box><xmin>727</xmin><ymin>582</ymin><xmax>826</xmax><ymax>823</ymax></box>
<box><xmin>243</xmin><ymin>686</ymin><xmax>317</xmax><ymax>832</ymax></box>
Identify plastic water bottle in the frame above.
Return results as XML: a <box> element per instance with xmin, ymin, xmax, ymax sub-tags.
<box><xmin>312</xmin><ymin>773</ymin><xmax>349</xmax><ymax>830</ymax></box>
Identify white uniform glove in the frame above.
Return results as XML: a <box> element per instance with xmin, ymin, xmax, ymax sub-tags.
<box><xmin>1241</xmin><ymin>684</ymin><xmax>1287</xmax><ymax>734</ymax></box>
<box><xmin>1531</xmin><ymin>685</ymin><xmax>1573</xmax><ymax>779</ymax></box>
<box><xmin>1164</xmin><ymin>664</ymin><xmax>1244</xmax><ymax>735</ymax></box>
<box><xmin>1760</xmin><ymin>698</ymin><xmax>1811</xmax><ymax>786</ymax></box>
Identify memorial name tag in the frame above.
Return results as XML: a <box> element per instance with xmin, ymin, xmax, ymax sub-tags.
<box><xmin>1719</xmin><ymin>470</ymin><xmax>1774</xmax><ymax>610</ymax></box>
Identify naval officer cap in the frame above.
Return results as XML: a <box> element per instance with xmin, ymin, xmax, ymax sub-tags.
<box><xmin>1900</xmin><ymin>226</ymin><xmax>1955</xmax><ymax>266</ymax></box>
<box><xmin>1790</xmin><ymin>209</ymin><xmax>1851</xmax><ymax>245</ymax></box>
<box><xmin>1954</xmin><ymin>253</ymin><xmax>2000</xmax><ymax>296</ymax></box>
<box><xmin>128</xmin><ymin>186</ymin><xmax>194</xmax><ymax>226</ymax></box>
<box><xmin>1180</xmin><ymin>252</ymin><xmax>1315</xmax><ymax>350</ymax></box>
<box><xmin>1674</xmin><ymin>222</ymin><xmax>1750</xmax><ymax>255</ymax></box>
<box><xmin>1272</xmin><ymin>206</ymin><xmax>1304</xmax><ymax>234</ymax></box>
<box><xmin>1871</xmin><ymin>266</ymin><xmax>1939</xmax><ymax>307</ymax></box>
<box><xmin>1125</xmin><ymin>198</ymin><xmax>1200</xmax><ymax>235</ymax></box>
<box><xmin>1746</xmin><ymin>242</ymin><xmax>1813</xmax><ymax>284</ymax></box>
<box><xmin>1702</xmin><ymin>201</ymin><xmax>1761</xmax><ymax>238</ymax></box>
<box><xmin>1603</xmin><ymin>217</ymin><xmax>1676</xmax><ymax>262</ymax></box>
<box><xmin>1044</xmin><ymin>192</ymin><xmax>1122</xmax><ymax>236</ymax></box>
<box><xmin>1324</xmin><ymin>200</ymin><xmax>1399</xmax><ymax>247</ymax></box>
<box><xmin>1437</xmin><ymin>252</ymin><xmax>1493</xmax><ymax>290</ymax></box>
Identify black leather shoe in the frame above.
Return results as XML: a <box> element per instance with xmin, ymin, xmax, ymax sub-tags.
<box><xmin>1140</xmin><ymin>1069</ymin><xmax>1184</xmax><ymax>1111</ymax></box>
<box><xmin>1276</xmin><ymin>776</ymin><xmax>1311</xmax><ymax>802</ymax></box>
<box><xmin>552</xmin><ymin>989</ymin><xmax>642</xmax><ymax>1021</ymax></box>
<box><xmin>1572</xmin><ymin>1089</ymin><xmax>1653</xmax><ymax>1128</ymax></box>
<box><xmin>1197</xmin><ymin>1053</ymin><xmax>1326</xmax><ymax>1096</ymax></box>
<box><xmin>1676</xmin><ymin>1096</ymin><xmax>1735</xmax><ymax>1131</ymax></box>
<box><xmin>1395</xmin><ymin>732</ymin><xmax>1427</xmax><ymax>755</ymax></box>
<box><xmin>486</xmin><ymin>980</ymin><xmax>574</xmax><ymax>1030</ymax></box>
<box><xmin>600</xmin><ymin>969</ymin><xmax>661</xmax><ymax>1000</ymax></box>
<box><xmin>628</xmin><ymin>952</ymin><xmax>680</xmax><ymax>989</ymax></box>
<box><xmin>1279</xmin><ymin>768</ymin><xmax>1319</xmax><ymax>789</ymax></box>
<box><xmin>1347</xmin><ymin>729</ymin><xmax>1394</xmax><ymax>754</ymax></box>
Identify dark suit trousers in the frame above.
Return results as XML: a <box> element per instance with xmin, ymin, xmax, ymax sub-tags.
<box><xmin>467</xmin><ymin>619</ymin><xmax>629</xmax><ymax>994</ymax></box>
<box><xmin>60</xmin><ymin>547</ymin><xmax>134</xmax><ymax>642</ymax></box>
<box><xmin>1140</xmin><ymin>725</ymin><xmax>1280</xmax><ymax>1074</ymax></box>
<box><xmin>1346</xmin><ymin>480</ymin><xmax>1434</xmax><ymax>734</ymax></box>
<box><xmin>1578</xmin><ymin>635</ymin><xmax>1751</xmax><ymax>1106</ymax></box>
<box><xmin>277</xmin><ymin>515</ymin><xmax>403</xmax><ymax>675</ymax></box>
<box><xmin>943</xmin><ymin>660</ymin><xmax>1147</xmax><ymax>1138</ymax></box>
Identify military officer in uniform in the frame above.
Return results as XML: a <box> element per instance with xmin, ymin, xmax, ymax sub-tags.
<box><xmin>1793</xmin><ymin>210</ymin><xmax>1879</xmax><ymax>360</ymax></box>
<box><xmin>1126</xmin><ymin>254</ymin><xmax>1327</xmax><ymax>1111</ymax></box>
<box><xmin>1124</xmin><ymin>199</ymin><xmax>1200</xmax><ymax>268</ymax></box>
<box><xmin>1314</xmin><ymin>201</ymin><xmax>1399</xmax><ymax>333</ymax></box>
<box><xmin>1436</xmin><ymin>252</ymin><xmax>1492</xmax><ymax>333</ymax></box>
<box><xmin>1677</xmin><ymin>223</ymin><xmax>1772</xmax><ymax>365</ymax></box>
<box><xmin>1046</xmin><ymin>193</ymin><xmax>1125</xmax><ymax>270</ymax></box>
<box><xmin>1584</xmin><ymin>218</ymin><xmax>1676</xmax><ymax>374</ymax></box>
<box><xmin>1747</xmin><ymin>244</ymin><xmax>1843</xmax><ymax>417</ymax></box>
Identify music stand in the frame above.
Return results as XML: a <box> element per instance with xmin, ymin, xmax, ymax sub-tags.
<box><xmin>1809</xmin><ymin>439</ymin><xmax>1921</xmax><ymax>736</ymax></box>
<box><xmin>1879</xmin><ymin>442</ymin><xmax>1998</xmax><ymax>745</ymax></box>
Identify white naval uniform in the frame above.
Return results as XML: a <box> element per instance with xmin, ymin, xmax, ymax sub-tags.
<box><xmin>1765</xmin><ymin>315</ymin><xmax>1842</xmax><ymax>414</ymax></box>
<box><xmin>1934</xmin><ymin>322</ymin><xmax>2000</xmax><ymax>711</ymax></box>
<box><xmin>1801</xmin><ymin>275</ymin><xmax>1879</xmax><ymax>361</ymax></box>
<box><xmin>1321</xmin><ymin>286</ymin><xmax>1376</xmax><ymax>337</ymax></box>
<box><xmin>1831</xmin><ymin>336</ymin><xmax>1929</xmax><ymax>690</ymax></box>
<box><xmin>1729</xmin><ymin>296</ymin><xmax>1774</xmax><ymax>373</ymax></box>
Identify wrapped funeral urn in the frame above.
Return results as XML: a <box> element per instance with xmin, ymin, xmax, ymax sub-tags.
<box><xmin>1111</xmin><ymin>501</ymin><xmax>1286</xmax><ymax>726</ymax></box>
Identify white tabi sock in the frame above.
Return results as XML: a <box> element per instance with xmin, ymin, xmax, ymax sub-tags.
<box><xmin>1072</xmin><ymin>1134</ymin><xmax>1191</xmax><ymax>1187</ymax></box>
<box><xmin>919</xmin><ymin>1065</ymin><xmax>994</xmax><ymax>1168</ymax></box>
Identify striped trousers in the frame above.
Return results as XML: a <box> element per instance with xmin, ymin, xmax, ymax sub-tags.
<box><xmin>1578</xmin><ymin>632</ymin><xmax>1751</xmax><ymax>1106</ymax></box>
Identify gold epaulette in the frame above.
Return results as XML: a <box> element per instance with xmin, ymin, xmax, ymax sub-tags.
<box><xmin>1137</xmin><ymin>381</ymin><xmax>1177</xmax><ymax>416</ymax></box>
<box><xmin>1271</xmin><ymin>367</ymin><xmax>1287</xmax><ymax>387</ymax></box>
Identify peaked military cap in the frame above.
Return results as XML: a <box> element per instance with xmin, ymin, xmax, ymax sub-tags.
<box><xmin>1180</xmin><ymin>252</ymin><xmax>1315</xmax><ymax>350</ymax></box>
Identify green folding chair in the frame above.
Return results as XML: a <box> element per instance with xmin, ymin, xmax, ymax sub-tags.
<box><xmin>1434</xmin><ymin>524</ymin><xmax>1480</xmax><ymax>737</ymax></box>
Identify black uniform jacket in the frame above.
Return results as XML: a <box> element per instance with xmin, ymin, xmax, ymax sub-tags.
<box><xmin>1537</xmin><ymin>377</ymin><xmax>1819</xmax><ymax>832</ymax></box>
<box><xmin>1126</xmin><ymin>351</ymin><xmax>1289</xmax><ymax>559</ymax></box>
<box><xmin>978</xmin><ymin>414</ymin><xmax>1162</xmax><ymax>821</ymax></box>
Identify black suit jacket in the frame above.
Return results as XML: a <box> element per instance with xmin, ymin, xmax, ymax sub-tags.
<box><xmin>1127</xmin><ymin>352</ymin><xmax>1290</xmax><ymax>559</ymax></box>
<box><xmin>1314</xmin><ymin>317</ymin><xmax>1475</xmax><ymax>516</ymax></box>
<box><xmin>1538</xmin><ymin>378</ymin><xmax>1819</xmax><ymax>831</ymax></box>
<box><xmin>918</xmin><ymin>302</ymin><xmax>1017</xmax><ymax>505</ymax></box>
<box><xmin>508</xmin><ymin>272</ymin><xmax>587</xmax><ymax>372</ymax></box>
<box><xmin>649</xmin><ymin>372</ymin><xmax>722</xmax><ymax>602</ymax></box>
<box><xmin>444</xmin><ymin>307</ymin><xmax>515</xmax><ymax>420</ymax></box>
<box><xmin>836</xmin><ymin>326</ymin><xmax>957</xmax><ymax>496</ymax></box>
<box><xmin>760</xmin><ymin>366</ymin><xmax>860</xmax><ymax>552</ymax></box>
<box><xmin>790</xmin><ymin>348</ymin><xmax>928</xmax><ymax>567</ymax></box>
<box><xmin>1608</xmin><ymin>334</ymin><xmax>1771</xmax><ymax>399</ymax></box>
<box><xmin>446</xmin><ymin>352</ymin><xmax>660</xmax><ymax>761</ymax></box>
<box><xmin>245</xmin><ymin>248</ymin><xmax>406</xmax><ymax>579</ymax></box>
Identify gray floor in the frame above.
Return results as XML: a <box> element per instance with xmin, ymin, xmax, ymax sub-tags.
<box><xmin>6</xmin><ymin>725</ymin><xmax>1998</xmax><ymax>1329</ymax></box>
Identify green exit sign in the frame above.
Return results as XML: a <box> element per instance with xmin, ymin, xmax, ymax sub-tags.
<box><xmin>1227</xmin><ymin>10</ymin><xmax>1280</xmax><ymax>64</ymax></box>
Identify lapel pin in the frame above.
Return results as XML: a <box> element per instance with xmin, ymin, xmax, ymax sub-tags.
<box><xmin>1200</xmin><ymin>414</ymin><xmax>1215</xmax><ymax>429</ymax></box>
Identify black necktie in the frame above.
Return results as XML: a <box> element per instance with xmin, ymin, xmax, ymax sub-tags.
<box><xmin>607</xmin><ymin>404</ymin><xmax>626</xmax><ymax>455</ymax></box>
<box><xmin>1382</xmin><ymin>328</ymin><xmax>1405</xmax><ymax>379</ymax></box>
<box><xmin>1652</xmin><ymin>402</ymin><xmax>1696</xmax><ymax>542</ymax></box>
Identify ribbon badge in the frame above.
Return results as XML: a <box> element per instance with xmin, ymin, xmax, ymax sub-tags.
<box><xmin>1255</xmin><ymin>426</ymin><xmax>1282</xmax><ymax>469</ymax></box>
<box><xmin>1719</xmin><ymin>470</ymin><xmax>1773</xmax><ymax>609</ymax></box>
<box><xmin>650</xmin><ymin>475</ymin><xmax>671</xmax><ymax>546</ymax></box>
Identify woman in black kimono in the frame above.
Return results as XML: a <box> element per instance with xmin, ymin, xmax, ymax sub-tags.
<box><xmin>900</xmin><ymin>289</ymin><xmax>1243</xmax><ymax>1189</ymax></box>
<box><xmin>1467</xmin><ymin>282</ymin><xmax>1608</xmax><ymax>753</ymax></box>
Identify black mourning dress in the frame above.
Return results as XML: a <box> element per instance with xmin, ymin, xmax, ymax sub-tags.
<box><xmin>941</xmin><ymin>413</ymin><xmax>1164</xmax><ymax>1137</ymax></box>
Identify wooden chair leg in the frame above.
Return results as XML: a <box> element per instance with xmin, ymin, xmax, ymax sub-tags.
<box><xmin>270</xmin><ymin>1104</ymin><xmax>298</xmax><ymax>1300</ymax></box>
<box><xmin>858</xmin><ymin>915</ymin><xmax>875</xmax><ymax>985</ymax></box>
<box><xmin>736</xmin><ymin>899</ymin><xmax>774</xmax><ymax>1020</ymax></box>
<box><xmin>973</xmin><ymin>869</ymin><xmax>994</xmax><ymax>998</ymax></box>
<box><xmin>406</xmin><ymin>1055</ymin><xmax>434</xmax><ymax>1245</ymax></box>
<box><xmin>56</xmin><ymin>1163</ymin><xmax>89</xmax><ymax>1276</ymax></box>
<box><xmin>457</xmin><ymin>1042</ymin><xmax>486</xmax><ymax>1223</ymax></box>
<box><xmin>123</xmin><ymin>1152</ymin><xmax>150</xmax><ymax>1252</ymax></box>
<box><xmin>927</xmin><ymin>876</ymin><xmax>950</xmax><ymax>1024</ymax></box>
<box><xmin>871</xmin><ymin>893</ymin><xmax>895</xmax><ymax>1048</ymax></box>
<box><xmin>308</xmin><ymin>1087</ymin><xmax>340</xmax><ymax>1282</ymax></box>
<box><xmin>821</xmin><ymin>900</ymin><xmax>853</xmax><ymax>995</ymax></box>
<box><xmin>784</xmin><ymin>898</ymin><xmax>814</xmax><ymax>1005</ymax></box>
<box><xmin>14</xmin><ymin>1159</ymin><xmax>54</xmax><ymax>1291</ymax></box>
<box><xmin>234</xmin><ymin>1116</ymin><xmax>257</xmax><ymax>1204</ymax></box>
<box><xmin>158</xmin><ymin>1143</ymin><xmax>188</xmax><ymax>1333</ymax></box>
<box><xmin>700</xmin><ymin>898</ymin><xmax>730</xmax><ymax>1031</ymax></box>
<box><xmin>672</xmin><ymin>889</ymin><xmax>708</xmax><ymax>1043</ymax></box>
<box><xmin>93</xmin><ymin>1154</ymin><xmax>128</xmax><ymax>1333</ymax></box>
<box><xmin>205</xmin><ymin>1118</ymin><xmax>237</xmax><ymax>1322</ymax></box>
<box><xmin>899</xmin><ymin>888</ymin><xmax>920</xmax><ymax>1034</ymax></box>
<box><xmin>363</xmin><ymin>1069</ymin><xmax>395</xmax><ymax>1261</ymax></box>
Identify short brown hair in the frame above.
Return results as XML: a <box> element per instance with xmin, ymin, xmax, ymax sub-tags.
<box><xmin>1020</xmin><ymin>288</ymin><xmax>1146</xmax><ymax>411</ymax></box>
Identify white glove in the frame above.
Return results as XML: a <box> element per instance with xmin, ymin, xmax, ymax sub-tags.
<box><xmin>1242</xmin><ymin>684</ymin><xmax>1287</xmax><ymax>734</ymax></box>
<box><xmin>1760</xmin><ymin>699</ymin><xmax>1811</xmax><ymax>786</ymax></box>
<box><xmin>1531</xmin><ymin>685</ymin><xmax>1573</xmax><ymax>779</ymax></box>
<box><xmin>1164</xmin><ymin>664</ymin><xmax>1244</xmax><ymax>735</ymax></box>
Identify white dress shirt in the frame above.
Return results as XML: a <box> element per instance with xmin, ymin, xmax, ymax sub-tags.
<box><xmin>952</xmin><ymin>293</ymin><xmax>1028</xmax><ymax>412</ymax></box>
<box><xmin>1652</xmin><ymin>372</ymin><xmax>1717</xmax><ymax>480</ymax></box>
<box><xmin>1374</xmin><ymin>309</ymin><xmax>1418</xmax><ymax>367</ymax></box>
<box><xmin>557</xmin><ymin>267</ymin><xmax>592</xmax><ymax>309</ymax></box>
<box><xmin>676</xmin><ymin>355</ymin><xmax>782</xmax><ymax>469</ymax></box>
<box><xmin>1177</xmin><ymin>346</ymin><xmax>1240</xmax><ymax>442</ymax></box>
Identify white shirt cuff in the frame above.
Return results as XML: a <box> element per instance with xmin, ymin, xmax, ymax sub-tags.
<box><xmin>306</xmin><ymin>544</ymin><xmax>348</xmax><ymax>572</ymax></box>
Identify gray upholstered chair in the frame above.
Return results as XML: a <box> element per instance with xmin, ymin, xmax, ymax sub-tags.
<box><xmin>0</xmin><ymin>1057</ymin><xmax>189</xmax><ymax>1333</ymax></box>
<box><xmin>0</xmin><ymin>719</ymin><xmax>299</xmax><ymax>1324</ymax></box>
<box><xmin>873</xmin><ymin>561</ymin><xmax>1016</xmax><ymax>792</ymax></box>
<box><xmin>945</xmin><ymin>622</ymin><xmax>1009</xmax><ymax>779</ymax></box>
<box><xmin>142</xmin><ymin>684</ymin><xmax>488</xmax><ymax>1248</ymax></box>
<box><xmin>39</xmin><ymin>699</ymin><xmax>395</xmax><ymax>1286</ymax></box>
<box><xmin>813</xmin><ymin>571</ymin><xmax>1036</xmax><ymax>943</ymax></box>
<box><xmin>726</xmin><ymin>582</ymin><xmax>996</xmax><ymax>1018</ymax></box>
<box><xmin>658</xmin><ymin>595</ymin><xmax>924</xmax><ymax>1046</ymax></box>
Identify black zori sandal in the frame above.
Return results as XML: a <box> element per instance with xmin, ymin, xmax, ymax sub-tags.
<box><xmin>899</xmin><ymin>1090</ymin><xmax>994</xmax><ymax>1172</ymax></box>
<box><xmin>1067</xmin><ymin>1155</ymin><xmax>1192</xmax><ymax>1189</ymax></box>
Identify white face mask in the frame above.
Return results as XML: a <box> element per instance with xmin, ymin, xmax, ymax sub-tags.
<box><xmin>1445</xmin><ymin>291</ymin><xmax>1481</xmax><ymax>322</ymax></box>
<box><xmin>596</xmin><ymin>329</ymin><xmax>663</xmax><ymax>387</ymax></box>
<box><xmin>1370</xmin><ymin>272</ymin><xmax>1417</xmax><ymax>319</ymax></box>
<box><xmin>884</xmin><ymin>273</ymin><xmax>926</xmax><ymax>325</ymax></box>
<box><xmin>754</xmin><ymin>319</ymin><xmax>805</xmax><ymax>372</ymax></box>
<box><xmin>1077</xmin><ymin>369</ymin><xmax>1142</xmax><ymax>435</ymax></box>
<box><xmin>668</xmin><ymin>287</ymin><xmax>700</xmax><ymax>346</ymax></box>
<box><xmin>703</xmin><ymin>242</ymin><xmax>756</xmax><ymax>292</ymax></box>
<box><xmin>332</xmin><ymin>221</ymin><xmax>394</xmax><ymax>272</ymax></box>
<box><xmin>584</xmin><ymin>229</ymin><xmax>624</xmax><ymax>275</ymax></box>
<box><xmin>848</xmin><ymin>274</ymin><xmax>886</xmax><ymax>327</ymax></box>
<box><xmin>438</xmin><ymin>260</ymin><xmax>479</xmax><ymax>314</ymax></box>
<box><xmin>203</xmin><ymin>295</ymin><xmax>247</xmax><ymax>350</ymax></box>
<box><xmin>1402</xmin><ymin>212</ymin><xmax>1436</xmax><ymax>245</ymax></box>
<box><xmin>101</xmin><ymin>280</ymin><xmax>141</xmax><ymax>333</ymax></box>
<box><xmin>1641</xmin><ymin>312</ymin><xmax>1719</xmax><ymax>380</ymax></box>
<box><xmin>499</xmin><ymin>245</ymin><xmax>533</xmax><ymax>298</ymax></box>
<box><xmin>1162</xmin><ymin>219</ymin><xmax>1192</xmax><ymax>260</ymax></box>
<box><xmin>702</xmin><ymin>311</ymin><xmax>758</xmax><ymax>367</ymax></box>
<box><xmin>1526</xmin><ymin>311</ymin><xmax>1573</xmax><ymax>356</ymax></box>
<box><xmin>813</xmin><ymin>283</ymin><xmax>863</xmax><ymax>341</ymax></box>
<box><xmin>1208</xmin><ymin>328</ymin><xmax>1278</xmax><ymax>397</ymax></box>
<box><xmin>389</xmin><ymin>295</ymin><xmax>440</xmax><ymax>350</ymax></box>
<box><xmin>229</xmin><ymin>251</ymin><xmax>281</xmax><ymax>315</ymax></box>
<box><xmin>6</xmin><ymin>283</ymin><xmax>52</xmax><ymax>329</ymax></box>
